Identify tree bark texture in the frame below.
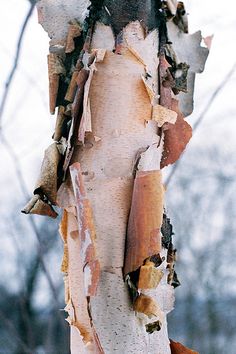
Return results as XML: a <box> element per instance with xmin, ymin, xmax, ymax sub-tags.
<box><xmin>23</xmin><ymin>1</ymin><xmax>209</xmax><ymax>353</ymax></box>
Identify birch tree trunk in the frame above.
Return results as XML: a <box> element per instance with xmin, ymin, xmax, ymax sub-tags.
<box><xmin>23</xmin><ymin>1</ymin><xmax>209</xmax><ymax>353</ymax></box>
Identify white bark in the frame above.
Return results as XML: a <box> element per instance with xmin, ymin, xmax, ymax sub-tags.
<box><xmin>71</xmin><ymin>22</ymin><xmax>172</xmax><ymax>353</ymax></box>
<box><xmin>37</xmin><ymin>0</ymin><xmax>90</xmax><ymax>45</ymax></box>
<box><xmin>35</xmin><ymin>2</ymin><xmax>208</xmax><ymax>353</ymax></box>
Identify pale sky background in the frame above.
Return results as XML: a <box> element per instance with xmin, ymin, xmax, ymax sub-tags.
<box><xmin>0</xmin><ymin>0</ymin><xmax>236</xmax><ymax>299</ymax></box>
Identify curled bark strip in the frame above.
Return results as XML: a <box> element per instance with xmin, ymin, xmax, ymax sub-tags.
<box><xmin>78</xmin><ymin>61</ymin><xmax>96</xmax><ymax>144</ymax></box>
<box><xmin>124</xmin><ymin>170</ymin><xmax>164</xmax><ymax>276</ymax></box>
<box><xmin>170</xmin><ymin>339</ymin><xmax>199</xmax><ymax>354</ymax></box>
<box><xmin>70</xmin><ymin>162</ymin><xmax>100</xmax><ymax>296</ymax></box>
<box><xmin>60</xmin><ymin>209</ymin><xmax>104</xmax><ymax>353</ymax></box>
<box><xmin>53</xmin><ymin>106</ymin><xmax>66</xmax><ymax>141</ymax></box>
<box><xmin>48</xmin><ymin>53</ymin><xmax>65</xmax><ymax>114</ymax></box>
<box><xmin>63</xmin><ymin>69</ymin><xmax>89</xmax><ymax>175</ymax></box>
<box><xmin>34</xmin><ymin>142</ymin><xmax>61</xmax><ymax>204</ymax></box>
<box><xmin>161</xmin><ymin>98</ymin><xmax>192</xmax><ymax>168</ymax></box>
<box><xmin>21</xmin><ymin>194</ymin><xmax>58</xmax><ymax>219</ymax></box>
<box><xmin>73</xmin><ymin>69</ymin><xmax>90</xmax><ymax>125</ymax></box>
<box><xmin>65</xmin><ymin>22</ymin><xmax>82</xmax><ymax>53</ymax></box>
<box><xmin>65</xmin><ymin>70</ymin><xmax>80</xmax><ymax>102</ymax></box>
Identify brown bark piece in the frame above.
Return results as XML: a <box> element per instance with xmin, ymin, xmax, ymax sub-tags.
<box><xmin>65</xmin><ymin>23</ymin><xmax>82</xmax><ymax>53</ymax></box>
<box><xmin>65</xmin><ymin>71</ymin><xmax>79</xmax><ymax>102</ymax></box>
<box><xmin>138</xmin><ymin>261</ymin><xmax>164</xmax><ymax>289</ymax></box>
<box><xmin>34</xmin><ymin>143</ymin><xmax>61</xmax><ymax>204</ymax></box>
<box><xmin>63</xmin><ymin>69</ymin><xmax>89</xmax><ymax>175</ymax></box>
<box><xmin>170</xmin><ymin>339</ymin><xmax>199</xmax><ymax>354</ymax></box>
<box><xmin>47</xmin><ymin>53</ymin><xmax>65</xmax><ymax>114</ymax></box>
<box><xmin>54</xmin><ymin>106</ymin><xmax>66</xmax><ymax>141</ymax></box>
<box><xmin>61</xmin><ymin>243</ymin><xmax>69</xmax><ymax>273</ymax></box>
<box><xmin>134</xmin><ymin>294</ymin><xmax>163</xmax><ymax>319</ymax></box>
<box><xmin>70</xmin><ymin>162</ymin><xmax>100</xmax><ymax>296</ymax></box>
<box><xmin>59</xmin><ymin>209</ymin><xmax>68</xmax><ymax>242</ymax></box>
<box><xmin>124</xmin><ymin>171</ymin><xmax>164</xmax><ymax>276</ymax></box>
<box><xmin>161</xmin><ymin>98</ymin><xmax>192</xmax><ymax>168</ymax></box>
<box><xmin>21</xmin><ymin>194</ymin><xmax>58</xmax><ymax>218</ymax></box>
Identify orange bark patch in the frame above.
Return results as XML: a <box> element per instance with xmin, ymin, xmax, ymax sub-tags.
<box><xmin>170</xmin><ymin>339</ymin><xmax>199</xmax><ymax>354</ymax></box>
<box><xmin>124</xmin><ymin>170</ymin><xmax>164</xmax><ymax>276</ymax></box>
<box><xmin>161</xmin><ymin>98</ymin><xmax>192</xmax><ymax>168</ymax></box>
<box><xmin>134</xmin><ymin>294</ymin><xmax>163</xmax><ymax>319</ymax></box>
<box><xmin>138</xmin><ymin>260</ymin><xmax>164</xmax><ymax>289</ymax></box>
<box><xmin>70</xmin><ymin>162</ymin><xmax>100</xmax><ymax>296</ymax></box>
<box><xmin>65</xmin><ymin>23</ymin><xmax>82</xmax><ymax>53</ymax></box>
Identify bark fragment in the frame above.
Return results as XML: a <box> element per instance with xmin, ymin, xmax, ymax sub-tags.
<box><xmin>167</xmin><ymin>21</ymin><xmax>209</xmax><ymax>116</ymax></box>
<box><xmin>134</xmin><ymin>294</ymin><xmax>163</xmax><ymax>319</ymax></box>
<box><xmin>170</xmin><ymin>339</ymin><xmax>199</xmax><ymax>354</ymax></box>
<box><xmin>151</xmin><ymin>104</ymin><xmax>177</xmax><ymax>127</ymax></box>
<box><xmin>161</xmin><ymin>98</ymin><xmax>192</xmax><ymax>168</ymax></box>
<box><xmin>21</xmin><ymin>194</ymin><xmax>58</xmax><ymax>219</ymax></box>
<box><xmin>53</xmin><ymin>106</ymin><xmax>66</xmax><ymax>142</ymax></box>
<box><xmin>60</xmin><ymin>208</ymin><xmax>103</xmax><ymax>353</ymax></box>
<box><xmin>34</xmin><ymin>142</ymin><xmax>61</xmax><ymax>205</ymax></box>
<box><xmin>65</xmin><ymin>22</ymin><xmax>82</xmax><ymax>53</ymax></box>
<box><xmin>124</xmin><ymin>170</ymin><xmax>164</xmax><ymax>276</ymax></box>
<box><xmin>138</xmin><ymin>260</ymin><xmax>164</xmax><ymax>290</ymax></box>
<box><xmin>70</xmin><ymin>162</ymin><xmax>100</xmax><ymax>296</ymax></box>
<box><xmin>47</xmin><ymin>53</ymin><xmax>65</xmax><ymax>114</ymax></box>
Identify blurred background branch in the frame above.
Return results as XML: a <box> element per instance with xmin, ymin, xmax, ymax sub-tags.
<box><xmin>0</xmin><ymin>1</ymin><xmax>35</xmax><ymax>128</ymax></box>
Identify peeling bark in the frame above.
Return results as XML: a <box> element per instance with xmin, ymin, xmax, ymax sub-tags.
<box><xmin>23</xmin><ymin>1</ymin><xmax>209</xmax><ymax>352</ymax></box>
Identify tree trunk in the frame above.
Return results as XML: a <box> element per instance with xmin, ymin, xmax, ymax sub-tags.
<box><xmin>24</xmin><ymin>1</ymin><xmax>209</xmax><ymax>353</ymax></box>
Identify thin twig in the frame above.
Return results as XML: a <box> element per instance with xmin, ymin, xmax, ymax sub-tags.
<box><xmin>165</xmin><ymin>62</ymin><xmax>236</xmax><ymax>187</ymax></box>
<box><xmin>0</xmin><ymin>2</ymin><xmax>35</xmax><ymax>127</ymax></box>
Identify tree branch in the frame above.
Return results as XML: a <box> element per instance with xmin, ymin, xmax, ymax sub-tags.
<box><xmin>0</xmin><ymin>2</ymin><xmax>35</xmax><ymax>128</ymax></box>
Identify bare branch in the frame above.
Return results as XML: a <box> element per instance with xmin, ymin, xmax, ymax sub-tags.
<box><xmin>165</xmin><ymin>62</ymin><xmax>236</xmax><ymax>187</ymax></box>
<box><xmin>0</xmin><ymin>2</ymin><xmax>35</xmax><ymax>127</ymax></box>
